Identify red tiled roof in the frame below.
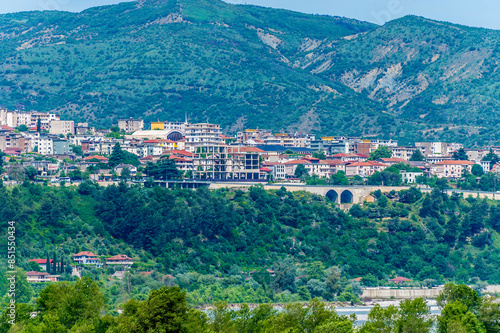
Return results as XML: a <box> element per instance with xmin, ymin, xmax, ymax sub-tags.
<box><xmin>106</xmin><ymin>254</ymin><xmax>133</xmax><ymax>261</ymax></box>
<box><xmin>169</xmin><ymin>156</ymin><xmax>192</xmax><ymax>162</ymax></box>
<box><xmin>168</xmin><ymin>150</ymin><xmax>196</xmax><ymax>157</ymax></box>
<box><xmin>378</xmin><ymin>158</ymin><xmax>407</xmax><ymax>162</ymax></box>
<box><xmin>260</xmin><ymin>167</ymin><xmax>272</xmax><ymax>172</ymax></box>
<box><xmin>0</xmin><ymin>125</ymin><xmax>14</xmax><ymax>131</ymax></box>
<box><xmin>321</xmin><ymin>160</ymin><xmax>348</xmax><ymax>165</ymax></box>
<box><xmin>389</xmin><ymin>277</ymin><xmax>412</xmax><ymax>282</ymax></box>
<box><xmin>83</xmin><ymin>155</ymin><xmax>108</xmax><ymax>161</ymax></box>
<box><xmin>284</xmin><ymin>159</ymin><xmax>311</xmax><ymax>165</ymax></box>
<box><xmin>434</xmin><ymin>160</ymin><xmax>475</xmax><ymax>165</ymax></box>
<box><xmin>29</xmin><ymin>259</ymin><xmax>53</xmax><ymax>264</ymax></box>
<box><xmin>352</xmin><ymin>277</ymin><xmax>362</xmax><ymax>282</ymax></box>
<box><xmin>140</xmin><ymin>271</ymin><xmax>153</xmax><ymax>276</ymax></box>
<box><xmin>229</xmin><ymin>147</ymin><xmax>266</xmax><ymax>153</ymax></box>
<box><xmin>144</xmin><ymin>139</ymin><xmax>159</xmax><ymax>143</ymax></box>
<box><xmin>140</xmin><ymin>155</ymin><xmax>154</xmax><ymax>161</ymax></box>
<box><xmin>220</xmin><ymin>134</ymin><xmax>232</xmax><ymax>140</ymax></box>
<box><xmin>25</xmin><ymin>271</ymin><xmax>50</xmax><ymax>276</ymax></box>
<box><xmin>302</xmin><ymin>156</ymin><xmax>320</xmax><ymax>161</ymax></box>
<box><xmin>74</xmin><ymin>251</ymin><xmax>98</xmax><ymax>257</ymax></box>
<box><xmin>348</xmin><ymin>161</ymin><xmax>388</xmax><ymax>167</ymax></box>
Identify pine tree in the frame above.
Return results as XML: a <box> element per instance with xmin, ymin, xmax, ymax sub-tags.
<box><xmin>108</xmin><ymin>142</ymin><xmax>126</xmax><ymax>168</ymax></box>
<box><xmin>37</xmin><ymin>117</ymin><xmax>41</xmax><ymax>132</ymax></box>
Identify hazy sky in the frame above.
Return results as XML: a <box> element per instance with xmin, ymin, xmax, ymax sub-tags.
<box><xmin>1</xmin><ymin>0</ymin><xmax>499</xmax><ymax>30</ymax></box>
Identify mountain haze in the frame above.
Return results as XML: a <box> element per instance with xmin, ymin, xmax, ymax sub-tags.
<box><xmin>0</xmin><ymin>0</ymin><xmax>499</xmax><ymax>145</ymax></box>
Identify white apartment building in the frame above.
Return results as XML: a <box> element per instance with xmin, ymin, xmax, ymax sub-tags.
<box><xmin>400</xmin><ymin>171</ymin><xmax>424</xmax><ymax>183</ymax></box>
<box><xmin>30</xmin><ymin>134</ymin><xmax>54</xmax><ymax>155</ymax></box>
<box><xmin>431</xmin><ymin>160</ymin><xmax>475</xmax><ymax>179</ymax></box>
<box><xmin>185</xmin><ymin>123</ymin><xmax>224</xmax><ymax>152</ymax></box>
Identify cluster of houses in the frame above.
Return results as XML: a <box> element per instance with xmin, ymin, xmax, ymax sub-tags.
<box><xmin>25</xmin><ymin>252</ymin><xmax>134</xmax><ymax>283</ymax></box>
<box><xmin>2</xmin><ymin>109</ymin><xmax>500</xmax><ymax>182</ymax></box>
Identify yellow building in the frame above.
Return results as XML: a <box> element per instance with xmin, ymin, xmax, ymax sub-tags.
<box><xmin>151</xmin><ymin>122</ymin><xmax>164</xmax><ymax>130</ymax></box>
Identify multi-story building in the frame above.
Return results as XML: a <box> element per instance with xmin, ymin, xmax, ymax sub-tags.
<box><xmin>237</xmin><ymin>129</ymin><xmax>272</xmax><ymax>144</ymax></box>
<box><xmin>75</xmin><ymin>123</ymin><xmax>93</xmax><ymax>135</ymax></box>
<box><xmin>30</xmin><ymin>111</ymin><xmax>60</xmax><ymax>130</ymax></box>
<box><xmin>27</xmin><ymin>133</ymin><xmax>56</xmax><ymax>155</ymax></box>
<box><xmin>310</xmin><ymin>137</ymin><xmax>352</xmax><ymax>155</ymax></box>
<box><xmin>73</xmin><ymin>251</ymin><xmax>101</xmax><ymax>266</ymax></box>
<box><xmin>192</xmin><ymin>144</ymin><xmax>262</xmax><ymax>180</ymax></box>
<box><xmin>105</xmin><ymin>255</ymin><xmax>134</xmax><ymax>268</ymax></box>
<box><xmin>53</xmin><ymin>139</ymin><xmax>73</xmax><ymax>155</ymax></box>
<box><xmin>118</xmin><ymin>118</ymin><xmax>144</xmax><ymax>133</ymax></box>
<box><xmin>416</xmin><ymin>142</ymin><xmax>448</xmax><ymax>156</ymax></box>
<box><xmin>390</xmin><ymin>146</ymin><xmax>417</xmax><ymax>161</ymax></box>
<box><xmin>164</xmin><ymin>121</ymin><xmax>187</xmax><ymax>133</ymax></box>
<box><xmin>185</xmin><ymin>123</ymin><xmax>224</xmax><ymax>152</ymax></box>
<box><xmin>345</xmin><ymin>161</ymin><xmax>389</xmax><ymax>177</ymax></box>
<box><xmin>0</xmin><ymin>133</ymin><xmax>30</xmax><ymax>152</ymax></box>
<box><xmin>151</xmin><ymin>122</ymin><xmax>164</xmax><ymax>130</ymax></box>
<box><xmin>400</xmin><ymin>171</ymin><xmax>424</xmax><ymax>183</ymax></box>
<box><xmin>49</xmin><ymin>120</ymin><xmax>75</xmax><ymax>136</ymax></box>
<box><xmin>431</xmin><ymin>160</ymin><xmax>476</xmax><ymax>179</ymax></box>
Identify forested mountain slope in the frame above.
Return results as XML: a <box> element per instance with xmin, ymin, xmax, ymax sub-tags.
<box><xmin>1</xmin><ymin>0</ymin><xmax>500</xmax><ymax>144</ymax></box>
<box><xmin>1</xmin><ymin>182</ymin><xmax>500</xmax><ymax>306</ymax></box>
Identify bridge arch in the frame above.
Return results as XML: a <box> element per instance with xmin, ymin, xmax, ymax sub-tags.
<box><xmin>326</xmin><ymin>190</ymin><xmax>339</xmax><ymax>203</ymax></box>
<box><xmin>340</xmin><ymin>190</ymin><xmax>353</xmax><ymax>204</ymax></box>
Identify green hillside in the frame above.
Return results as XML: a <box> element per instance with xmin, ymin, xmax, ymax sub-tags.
<box><xmin>0</xmin><ymin>0</ymin><xmax>500</xmax><ymax>145</ymax></box>
<box><xmin>1</xmin><ymin>182</ymin><xmax>500</xmax><ymax>308</ymax></box>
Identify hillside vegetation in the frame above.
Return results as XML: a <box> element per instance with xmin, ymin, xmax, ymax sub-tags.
<box><xmin>1</xmin><ymin>0</ymin><xmax>500</xmax><ymax>145</ymax></box>
<box><xmin>1</xmin><ymin>182</ymin><xmax>500</xmax><ymax>308</ymax></box>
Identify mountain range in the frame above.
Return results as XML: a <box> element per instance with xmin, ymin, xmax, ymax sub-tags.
<box><xmin>1</xmin><ymin>0</ymin><xmax>499</xmax><ymax>145</ymax></box>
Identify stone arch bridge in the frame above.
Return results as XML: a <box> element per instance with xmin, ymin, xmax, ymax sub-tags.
<box><xmin>208</xmin><ymin>183</ymin><xmax>412</xmax><ymax>204</ymax></box>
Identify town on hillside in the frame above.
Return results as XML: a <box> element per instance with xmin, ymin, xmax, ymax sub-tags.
<box><xmin>1</xmin><ymin>109</ymin><xmax>500</xmax><ymax>190</ymax></box>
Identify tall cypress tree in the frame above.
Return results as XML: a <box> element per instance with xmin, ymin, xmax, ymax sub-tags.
<box><xmin>45</xmin><ymin>252</ymin><xmax>50</xmax><ymax>273</ymax></box>
<box><xmin>60</xmin><ymin>256</ymin><xmax>64</xmax><ymax>274</ymax></box>
<box><xmin>52</xmin><ymin>252</ymin><xmax>57</xmax><ymax>275</ymax></box>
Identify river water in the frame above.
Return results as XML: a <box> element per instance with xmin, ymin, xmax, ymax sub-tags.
<box><xmin>334</xmin><ymin>300</ymin><xmax>440</xmax><ymax>326</ymax></box>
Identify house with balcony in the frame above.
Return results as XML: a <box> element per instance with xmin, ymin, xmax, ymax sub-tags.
<box><xmin>73</xmin><ymin>251</ymin><xmax>101</xmax><ymax>266</ymax></box>
<box><xmin>25</xmin><ymin>271</ymin><xmax>60</xmax><ymax>283</ymax></box>
<box><xmin>105</xmin><ymin>254</ymin><xmax>134</xmax><ymax>268</ymax></box>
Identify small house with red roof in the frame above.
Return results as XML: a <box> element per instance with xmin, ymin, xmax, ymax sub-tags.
<box><xmin>82</xmin><ymin>155</ymin><xmax>109</xmax><ymax>163</ymax></box>
<box><xmin>389</xmin><ymin>277</ymin><xmax>412</xmax><ymax>284</ymax></box>
<box><xmin>73</xmin><ymin>251</ymin><xmax>101</xmax><ymax>266</ymax></box>
<box><xmin>377</xmin><ymin>158</ymin><xmax>409</xmax><ymax>166</ymax></box>
<box><xmin>0</xmin><ymin>125</ymin><xmax>14</xmax><ymax>132</ymax></box>
<box><xmin>106</xmin><ymin>254</ymin><xmax>134</xmax><ymax>268</ymax></box>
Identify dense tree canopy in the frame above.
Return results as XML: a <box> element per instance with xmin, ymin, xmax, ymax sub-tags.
<box><xmin>368</xmin><ymin>146</ymin><xmax>392</xmax><ymax>160</ymax></box>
